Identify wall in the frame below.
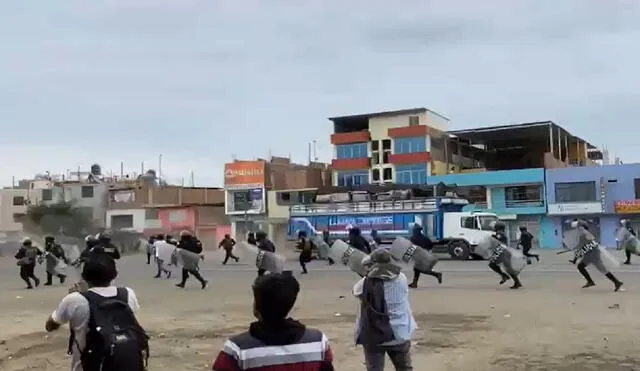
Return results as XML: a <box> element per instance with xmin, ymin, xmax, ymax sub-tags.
<box><xmin>267</xmin><ymin>190</ymin><xmax>291</xmax><ymax>220</ymax></box>
<box><xmin>62</xmin><ymin>183</ymin><xmax>110</xmax><ymax>227</ymax></box>
<box><xmin>105</xmin><ymin>209</ymin><xmax>146</xmax><ymax>233</ymax></box>
<box><xmin>0</xmin><ymin>189</ymin><xmax>28</xmax><ymax>233</ymax></box>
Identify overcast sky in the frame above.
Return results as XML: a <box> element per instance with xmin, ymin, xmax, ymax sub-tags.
<box><xmin>2</xmin><ymin>0</ymin><xmax>639</xmax><ymax>187</ymax></box>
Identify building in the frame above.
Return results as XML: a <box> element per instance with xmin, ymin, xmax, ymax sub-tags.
<box><xmin>0</xmin><ymin>188</ymin><xmax>29</xmax><ymax>236</ymax></box>
<box><xmin>106</xmin><ymin>185</ymin><xmax>228</xmax><ymax>247</ymax></box>
<box><xmin>427</xmin><ymin>168</ymin><xmax>547</xmax><ymax>247</ymax></box>
<box><xmin>224</xmin><ymin>157</ymin><xmax>330</xmax><ymax>241</ymax></box>
<box><xmin>329</xmin><ymin>107</ymin><xmax>450</xmax><ymax>186</ymax></box>
<box><xmin>544</xmin><ymin>164</ymin><xmax>640</xmax><ymax>249</ymax></box>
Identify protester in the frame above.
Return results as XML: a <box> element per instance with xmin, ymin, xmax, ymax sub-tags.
<box><xmin>353</xmin><ymin>249</ymin><xmax>416</xmax><ymax>371</ymax></box>
<box><xmin>212</xmin><ymin>272</ymin><xmax>334</xmax><ymax>370</ymax></box>
<box><xmin>146</xmin><ymin>235</ymin><xmax>156</xmax><ymax>265</ymax></box>
<box><xmin>45</xmin><ymin>254</ymin><xmax>148</xmax><ymax>371</ymax></box>
<box><xmin>15</xmin><ymin>237</ymin><xmax>42</xmax><ymax>289</ymax></box>
<box><xmin>219</xmin><ymin>234</ymin><xmax>240</xmax><ymax>264</ymax></box>
<box><xmin>153</xmin><ymin>234</ymin><xmax>174</xmax><ymax>279</ymax></box>
<box><xmin>518</xmin><ymin>226</ymin><xmax>539</xmax><ymax>264</ymax></box>
<box><xmin>297</xmin><ymin>231</ymin><xmax>313</xmax><ymax>274</ymax></box>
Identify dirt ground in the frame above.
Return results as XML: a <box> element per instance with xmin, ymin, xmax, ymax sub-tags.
<box><xmin>1</xmin><ymin>250</ymin><xmax>639</xmax><ymax>370</ymax></box>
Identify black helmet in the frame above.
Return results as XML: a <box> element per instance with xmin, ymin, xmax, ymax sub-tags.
<box><xmin>519</xmin><ymin>226</ymin><xmax>527</xmax><ymax>231</ymax></box>
<box><xmin>256</xmin><ymin>230</ymin><xmax>267</xmax><ymax>240</ymax></box>
<box><xmin>45</xmin><ymin>235</ymin><xmax>55</xmax><ymax>243</ymax></box>
<box><xmin>493</xmin><ymin>221</ymin><xmax>506</xmax><ymax>232</ymax></box>
<box><xmin>97</xmin><ymin>232</ymin><xmax>111</xmax><ymax>241</ymax></box>
<box><xmin>22</xmin><ymin>237</ymin><xmax>32</xmax><ymax>246</ymax></box>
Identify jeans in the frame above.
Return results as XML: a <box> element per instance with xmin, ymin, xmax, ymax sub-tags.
<box><xmin>363</xmin><ymin>341</ymin><xmax>412</xmax><ymax>371</ymax></box>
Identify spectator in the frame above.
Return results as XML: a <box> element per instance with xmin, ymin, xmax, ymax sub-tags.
<box><xmin>212</xmin><ymin>272</ymin><xmax>334</xmax><ymax>370</ymax></box>
<box><xmin>353</xmin><ymin>249</ymin><xmax>416</xmax><ymax>371</ymax></box>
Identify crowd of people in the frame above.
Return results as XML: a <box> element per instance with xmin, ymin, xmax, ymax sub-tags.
<box><xmin>11</xmin><ymin>216</ymin><xmax>638</xmax><ymax>371</ymax></box>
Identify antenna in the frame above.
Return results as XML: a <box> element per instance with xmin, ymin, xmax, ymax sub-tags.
<box><xmin>190</xmin><ymin>170</ymin><xmax>195</xmax><ymax>187</ymax></box>
<box><xmin>313</xmin><ymin>140</ymin><xmax>318</xmax><ymax>161</ymax></box>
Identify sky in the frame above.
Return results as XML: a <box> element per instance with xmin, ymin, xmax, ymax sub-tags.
<box><xmin>2</xmin><ymin>0</ymin><xmax>640</xmax><ymax>187</ymax></box>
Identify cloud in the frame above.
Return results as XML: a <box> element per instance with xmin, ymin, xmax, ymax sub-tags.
<box><xmin>1</xmin><ymin>0</ymin><xmax>640</xmax><ymax>187</ymax></box>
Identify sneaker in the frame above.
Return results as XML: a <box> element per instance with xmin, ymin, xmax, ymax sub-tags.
<box><xmin>201</xmin><ymin>280</ymin><xmax>208</xmax><ymax>290</ymax></box>
<box><xmin>582</xmin><ymin>281</ymin><xmax>596</xmax><ymax>289</ymax></box>
<box><xmin>499</xmin><ymin>275</ymin><xmax>510</xmax><ymax>285</ymax></box>
<box><xmin>614</xmin><ymin>281</ymin><xmax>623</xmax><ymax>292</ymax></box>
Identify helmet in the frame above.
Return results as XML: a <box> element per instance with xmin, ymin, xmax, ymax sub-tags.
<box><xmin>493</xmin><ymin>222</ymin><xmax>506</xmax><ymax>232</ymax></box>
<box><xmin>97</xmin><ymin>232</ymin><xmax>112</xmax><ymax>241</ymax></box>
<box><xmin>45</xmin><ymin>235</ymin><xmax>55</xmax><ymax>243</ymax></box>
<box><xmin>22</xmin><ymin>237</ymin><xmax>32</xmax><ymax>245</ymax></box>
<box><xmin>256</xmin><ymin>230</ymin><xmax>267</xmax><ymax>240</ymax></box>
<box><xmin>180</xmin><ymin>230</ymin><xmax>191</xmax><ymax>237</ymax></box>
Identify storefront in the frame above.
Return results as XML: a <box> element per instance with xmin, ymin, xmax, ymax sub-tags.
<box><xmin>547</xmin><ymin>202</ymin><xmax>607</xmax><ymax>246</ymax></box>
<box><xmin>224</xmin><ymin>160</ymin><xmax>268</xmax><ymax>239</ymax></box>
<box><xmin>615</xmin><ymin>200</ymin><xmax>640</xmax><ymax>235</ymax></box>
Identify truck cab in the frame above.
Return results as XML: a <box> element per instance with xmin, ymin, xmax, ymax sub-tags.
<box><xmin>431</xmin><ymin>211</ymin><xmax>499</xmax><ymax>259</ymax></box>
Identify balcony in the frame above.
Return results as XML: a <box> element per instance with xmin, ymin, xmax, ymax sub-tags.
<box><xmin>388</xmin><ymin>152</ymin><xmax>431</xmax><ymax>165</ymax></box>
<box><xmin>388</xmin><ymin>125</ymin><xmax>428</xmax><ymax>138</ymax></box>
<box><xmin>330</xmin><ymin>131</ymin><xmax>370</xmax><ymax>145</ymax></box>
<box><xmin>290</xmin><ymin>199</ymin><xmax>439</xmax><ymax>215</ymax></box>
<box><xmin>505</xmin><ymin>199</ymin><xmax>544</xmax><ymax>208</ymax></box>
<box><xmin>331</xmin><ymin>158</ymin><xmax>370</xmax><ymax>171</ymax></box>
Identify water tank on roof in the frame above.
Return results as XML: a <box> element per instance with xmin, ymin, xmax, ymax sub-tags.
<box><xmin>90</xmin><ymin>164</ymin><xmax>102</xmax><ymax>176</ymax></box>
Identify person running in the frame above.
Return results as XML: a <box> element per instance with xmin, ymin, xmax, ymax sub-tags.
<box><xmin>218</xmin><ymin>234</ymin><xmax>240</xmax><ymax>264</ymax></box>
<box><xmin>518</xmin><ymin>226</ymin><xmax>539</xmax><ymax>264</ymax></box>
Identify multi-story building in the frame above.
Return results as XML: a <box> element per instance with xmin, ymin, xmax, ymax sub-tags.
<box><xmin>329</xmin><ymin>107</ymin><xmax>450</xmax><ymax>186</ymax></box>
<box><xmin>0</xmin><ymin>188</ymin><xmax>29</xmax><ymax>236</ymax></box>
<box><xmin>545</xmin><ymin>164</ymin><xmax>640</xmax><ymax>249</ymax></box>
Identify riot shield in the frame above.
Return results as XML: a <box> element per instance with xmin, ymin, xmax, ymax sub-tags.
<box><xmin>616</xmin><ymin>228</ymin><xmax>640</xmax><ymax>255</ymax></box>
<box><xmin>562</xmin><ymin>228</ymin><xmax>580</xmax><ymax>251</ymax></box>
<box><xmin>63</xmin><ymin>244</ymin><xmax>81</xmax><ymax>266</ymax></box>
<box><xmin>45</xmin><ymin>253</ymin><xmax>68</xmax><ymax>276</ymax></box>
<box><xmin>235</xmin><ymin>242</ymin><xmax>284</xmax><ymax>274</ymax></box>
<box><xmin>502</xmin><ymin>247</ymin><xmax>526</xmax><ymax>276</ymax></box>
<box><xmin>389</xmin><ymin>237</ymin><xmax>437</xmax><ymax>272</ymax></box>
<box><xmin>328</xmin><ymin>240</ymin><xmax>368</xmax><ymax>277</ymax></box>
<box><xmin>311</xmin><ymin>236</ymin><xmax>330</xmax><ymax>260</ymax></box>
<box><xmin>473</xmin><ymin>234</ymin><xmax>494</xmax><ymax>260</ymax></box>
<box><xmin>175</xmin><ymin>248</ymin><xmax>202</xmax><ymax>271</ymax></box>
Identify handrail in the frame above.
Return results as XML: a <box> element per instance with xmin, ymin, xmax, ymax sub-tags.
<box><xmin>505</xmin><ymin>199</ymin><xmax>544</xmax><ymax>208</ymax></box>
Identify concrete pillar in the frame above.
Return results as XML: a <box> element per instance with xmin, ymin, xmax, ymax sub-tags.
<box><xmin>231</xmin><ymin>220</ymin><xmax>238</xmax><ymax>239</ymax></box>
<box><xmin>556</xmin><ymin>127</ymin><xmax>562</xmax><ymax>160</ymax></box>
<box><xmin>486</xmin><ymin>187</ymin><xmax>493</xmax><ymax>209</ymax></box>
<box><xmin>564</xmin><ymin>135</ymin><xmax>569</xmax><ymax>162</ymax></box>
<box><xmin>548</xmin><ymin>124</ymin><xmax>554</xmax><ymax>155</ymax></box>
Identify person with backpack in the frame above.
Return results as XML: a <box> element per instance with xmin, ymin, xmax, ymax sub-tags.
<box><xmin>212</xmin><ymin>272</ymin><xmax>334</xmax><ymax>371</ymax></box>
<box><xmin>45</xmin><ymin>253</ymin><xmax>148</xmax><ymax>371</ymax></box>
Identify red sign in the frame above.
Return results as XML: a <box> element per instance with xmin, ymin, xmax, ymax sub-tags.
<box><xmin>615</xmin><ymin>200</ymin><xmax>640</xmax><ymax>214</ymax></box>
<box><xmin>224</xmin><ymin>161</ymin><xmax>266</xmax><ymax>186</ymax></box>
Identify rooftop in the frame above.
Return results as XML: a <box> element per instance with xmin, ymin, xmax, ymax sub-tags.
<box><xmin>448</xmin><ymin>121</ymin><xmax>599</xmax><ymax>150</ymax></box>
<box><xmin>328</xmin><ymin>107</ymin><xmax>449</xmax><ymax>121</ymax></box>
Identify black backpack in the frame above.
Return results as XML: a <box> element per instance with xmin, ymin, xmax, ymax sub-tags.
<box><xmin>70</xmin><ymin>288</ymin><xmax>149</xmax><ymax>371</ymax></box>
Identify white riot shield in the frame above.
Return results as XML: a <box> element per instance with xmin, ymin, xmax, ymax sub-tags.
<box><xmin>235</xmin><ymin>242</ymin><xmax>284</xmax><ymax>273</ymax></box>
<box><xmin>562</xmin><ymin>228</ymin><xmax>580</xmax><ymax>251</ymax></box>
<box><xmin>389</xmin><ymin>237</ymin><xmax>437</xmax><ymax>272</ymax></box>
<box><xmin>311</xmin><ymin>236</ymin><xmax>330</xmax><ymax>260</ymax></box>
<box><xmin>328</xmin><ymin>240</ymin><xmax>368</xmax><ymax>277</ymax></box>
<box><xmin>616</xmin><ymin>228</ymin><xmax>640</xmax><ymax>255</ymax></box>
<box><xmin>502</xmin><ymin>247</ymin><xmax>526</xmax><ymax>276</ymax></box>
<box><xmin>175</xmin><ymin>248</ymin><xmax>202</xmax><ymax>271</ymax></box>
<box><xmin>473</xmin><ymin>235</ymin><xmax>494</xmax><ymax>260</ymax></box>
<box><xmin>63</xmin><ymin>244</ymin><xmax>81</xmax><ymax>266</ymax></box>
<box><xmin>45</xmin><ymin>253</ymin><xmax>68</xmax><ymax>276</ymax></box>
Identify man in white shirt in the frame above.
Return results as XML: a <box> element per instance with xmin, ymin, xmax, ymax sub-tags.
<box><xmin>45</xmin><ymin>254</ymin><xmax>140</xmax><ymax>371</ymax></box>
<box><xmin>153</xmin><ymin>234</ymin><xmax>175</xmax><ymax>279</ymax></box>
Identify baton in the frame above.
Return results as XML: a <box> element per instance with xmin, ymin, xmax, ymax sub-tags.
<box><xmin>556</xmin><ymin>249</ymin><xmax>574</xmax><ymax>255</ymax></box>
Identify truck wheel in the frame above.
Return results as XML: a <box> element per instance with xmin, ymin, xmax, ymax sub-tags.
<box><xmin>448</xmin><ymin>241</ymin><xmax>470</xmax><ymax>260</ymax></box>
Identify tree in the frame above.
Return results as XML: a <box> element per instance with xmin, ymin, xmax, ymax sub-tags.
<box><xmin>21</xmin><ymin>201</ymin><xmax>96</xmax><ymax>239</ymax></box>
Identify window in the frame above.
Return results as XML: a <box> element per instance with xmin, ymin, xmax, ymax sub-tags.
<box><xmin>382</xmin><ymin>139</ymin><xmax>391</xmax><ymax>150</ymax></box>
<box><xmin>41</xmin><ymin>189</ymin><xmax>53</xmax><ymax>201</ymax></box>
<box><xmin>13</xmin><ymin>196</ymin><xmax>25</xmax><ymax>206</ymax></box>
<box><xmin>455</xmin><ymin>186</ymin><xmax>487</xmax><ymax>204</ymax></box>
<box><xmin>81</xmin><ymin>186</ymin><xmax>94</xmax><ymax>198</ymax></box>
<box><xmin>371</xmin><ymin>152</ymin><xmax>379</xmax><ymax>165</ymax></box>
<box><xmin>554</xmin><ymin>181</ymin><xmax>596</xmax><ymax>203</ymax></box>
<box><xmin>111</xmin><ymin>214</ymin><xmax>134</xmax><ymax>229</ymax></box>
<box><xmin>336</xmin><ymin>143</ymin><xmax>368</xmax><ymax>159</ymax></box>
<box><xmin>145</xmin><ymin>208</ymin><xmax>159</xmax><ymax>220</ymax></box>
<box><xmin>635</xmin><ymin>178</ymin><xmax>640</xmax><ymax>199</ymax></box>
<box><xmin>461</xmin><ymin>215</ymin><xmax>498</xmax><ymax>231</ymax></box>
<box><xmin>394</xmin><ymin>137</ymin><xmax>426</xmax><ymax>154</ymax></box>
<box><xmin>276</xmin><ymin>192</ymin><xmax>291</xmax><ymax>205</ymax></box>
<box><xmin>505</xmin><ymin>185</ymin><xmax>543</xmax><ymax>207</ymax></box>
<box><xmin>337</xmin><ymin>171</ymin><xmax>369</xmax><ymax>187</ymax></box>
<box><xmin>396</xmin><ymin>164</ymin><xmax>427</xmax><ymax>185</ymax></box>
<box><xmin>372</xmin><ymin>169</ymin><xmax>380</xmax><ymax>182</ymax></box>
<box><xmin>382</xmin><ymin>151</ymin><xmax>390</xmax><ymax>164</ymax></box>
<box><xmin>298</xmin><ymin>191</ymin><xmax>316</xmax><ymax>204</ymax></box>
<box><xmin>461</xmin><ymin>216</ymin><xmax>479</xmax><ymax>229</ymax></box>
<box><xmin>371</xmin><ymin>141</ymin><xmax>379</xmax><ymax>151</ymax></box>
<box><xmin>408</xmin><ymin>115</ymin><xmax>419</xmax><ymax>126</ymax></box>
<box><xmin>383</xmin><ymin>167</ymin><xmax>393</xmax><ymax>181</ymax></box>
